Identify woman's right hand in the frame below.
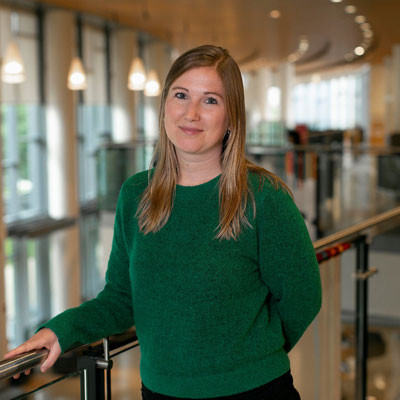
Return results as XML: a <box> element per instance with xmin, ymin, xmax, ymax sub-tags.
<box><xmin>3</xmin><ymin>328</ymin><xmax>61</xmax><ymax>379</ymax></box>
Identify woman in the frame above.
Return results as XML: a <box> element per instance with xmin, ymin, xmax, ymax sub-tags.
<box><xmin>5</xmin><ymin>45</ymin><xmax>321</xmax><ymax>399</ymax></box>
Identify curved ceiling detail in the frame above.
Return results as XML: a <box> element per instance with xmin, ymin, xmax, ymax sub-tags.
<box><xmin>296</xmin><ymin>41</ymin><xmax>332</xmax><ymax>66</ymax></box>
<box><xmin>17</xmin><ymin>0</ymin><xmax>400</xmax><ymax>73</ymax></box>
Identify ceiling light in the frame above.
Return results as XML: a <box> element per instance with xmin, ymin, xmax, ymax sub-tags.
<box><xmin>128</xmin><ymin>57</ymin><xmax>146</xmax><ymax>90</ymax></box>
<box><xmin>1</xmin><ymin>41</ymin><xmax>26</xmax><ymax>84</ymax></box>
<box><xmin>360</xmin><ymin>22</ymin><xmax>371</xmax><ymax>31</ymax></box>
<box><xmin>361</xmin><ymin>41</ymin><xmax>371</xmax><ymax>48</ymax></box>
<box><xmin>67</xmin><ymin>57</ymin><xmax>87</xmax><ymax>90</ymax></box>
<box><xmin>354</xmin><ymin>46</ymin><xmax>365</xmax><ymax>56</ymax></box>
<box><xmin>144</xmin><ymin>70</ymin><xmax>161</xmax><ymax>96</ymax></box>
<box><xmin>299</xmin><ymin>40</ymin><xmax>309</xmax><ymax>52</ymax></box>
<box><xmin>363</xmin><ymin>30</ymin><xmax>374</xmax><ymax>38</ymax></box>
<box><xmin>270</xmin><ymin>10</ymin><xmax>281</xmax><ymax>19</ymax></box>
<box><xmin>355</xmin><ymin>15</ymin><xmax>366</xmax><ymax>24</ymax></box>
<box><xmin>344</xmin><ymin>5</ymin><xmax>357</xmax><ymax>13</ymax></box>
<box><xmin>330</xmin><ymin>0</ymin><xmax>343</xmax><ymax>3</ymax></box>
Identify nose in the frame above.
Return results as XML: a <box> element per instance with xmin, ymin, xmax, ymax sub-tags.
<box><xmin>184</xmin><ymin>101</ymin><xmax>200</xmax><ymax>122</ymax></box>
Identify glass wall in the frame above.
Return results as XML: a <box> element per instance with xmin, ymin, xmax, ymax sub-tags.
<box><xmin>0</xmin><ymin>4</ymin><xmax>172</xmax><ymax>349</ymax></box>
<box><xmin>78</xmin><ymin>23</ymin><xmax>111</xmax><ymax>204</ymax></box>
<box><xmin>0</xmin><ymin>6</ymin><xmax>50</xmax><ymax>349</ymax></box>
<box><xmin>4</xmin><ymin>235</ymin><xmax>50</xmax><ymax>348</ymax></box>
<box><xmin>0</xmin><ymin>8</ymin><xmax>47</xmax><ymax>223</ymax></box>
<box><xmin>291</xmin><ymin>68</ymin><xmax>370</xmax><ymax>133</ymax></box>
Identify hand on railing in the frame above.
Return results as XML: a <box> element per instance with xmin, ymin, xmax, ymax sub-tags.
<box><xmin>3</xmin><ymin>328</ymin><xmax>61</xmax><ymax>379</ymax></box>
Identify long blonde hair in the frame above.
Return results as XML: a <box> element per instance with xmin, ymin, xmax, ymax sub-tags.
<box><xmin>136</xmin><ymin>45</ymin><xmax>290</xmax><ymax>240</ymax></box>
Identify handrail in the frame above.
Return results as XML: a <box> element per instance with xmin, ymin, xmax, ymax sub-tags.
<box><xmin>0</xmin><ymin>328</ymin><xmax>137</xmax><ymax>383</ymax></box>
<box><xmin>0</xmin><ymin>349</ymin><xmax>49</xmax><ymax>380</ymax></box>
<box><xmin>2</xmin><ymin>207</ymin><xmax>400</xmax><ymax>396</ymax></box>
<box><xmin>246</xmin><ymin>143</ymin><xmax>400</xmax><ymax>154</ymax></box>
<box><xmin>96</xmin><ymin>140</ymin><xmax>400</xmax><ymax>155</ymax></box>
<box><xmin>314</xmin><ymin>206</ymin><xmax>400</xmax><ymax>251</ymax></box>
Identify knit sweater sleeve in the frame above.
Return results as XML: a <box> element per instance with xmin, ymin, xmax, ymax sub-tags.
<box><xmin>257</xmin><ymin>183</ymin><xmax>322</xmax><ymax>353</ymax></box>
<box><xmin>37</xmin><ymin>182</ymin><xmax>134</xmax><ymax>353</ymax></box>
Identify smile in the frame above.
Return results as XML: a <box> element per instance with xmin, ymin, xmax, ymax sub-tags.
<box><xmin>179</xmin><ymin>126</ymin><xmax>204</xmax><ymax>135</ymax></box>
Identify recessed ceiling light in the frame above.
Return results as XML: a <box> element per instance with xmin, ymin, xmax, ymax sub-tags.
<box><xmin>360</xmin><ymin>22</ymin><xmax>371</xmax><ymax>31</ymax></box>
<box><xmin>299</xmin><ymin>39</ymin><xmax>309</xmax><ymax>52</ymax></box>
<box><xmin>288</xmin><ymin>53</ymin><xmax>299</xmax><ymax>63</ymax></box>
<box><xmin>361</xmin><ymin>41</ymin><xmax>371</xmax><ymax>48</ymax></box>
<box><xmin>354</xmin><ymin>46</ymin><xmax>365</xmax><ymax>56</ymax></box>
<box><xmin>344</xmin><ymin>53</ymin><xmax>355</xmax><ymax>62</ymax></box>
<box><xmin>344</xmin><ymin>5</ymin><xmax>357</xmax><ymax>13</ymax></box>
<box><xmin>355</xmin><ymin>15</ymin><xmax>366</xmax><ymax>24</ymax></box>
<box><xmin>330</xmin><ymin>0</ymin><xmax>343</xmax><ymax>3</ymax></box>
<box><xmin>363</xmin><ymin>30</ymin><xmax>374</xmax><ymax>38</ymax></box>
<box><xmin>270</xmin><ymin>10</ymin><xmax>281</xmax><ymax>18</ymax></box>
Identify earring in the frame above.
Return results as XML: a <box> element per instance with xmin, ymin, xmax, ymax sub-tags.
<box><xmin>222</xmin><ymin>130</ymin><xmax>230</xmax><ymax>150</ymax></box>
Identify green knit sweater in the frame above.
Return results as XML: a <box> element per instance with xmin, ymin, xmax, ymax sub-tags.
<box><xmin>41</xmin><ymin>170</ymin><xmax>322</xmax><ymax>398</ymax></box>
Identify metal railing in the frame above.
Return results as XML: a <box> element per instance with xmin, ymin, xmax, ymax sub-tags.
<box><xmin>314</xmin><ymin>205</ymin><xmax>400</xmax><ymax>400</ymax></box>
<box><xmin>0</xmin><ymin>329</ymin><xmax>138</xmax><ymax>400</ymax></box>
<box><xmin>1</xmin><ymin>207</ymin><xmax>400</xmax><ymax>400</ymax></box>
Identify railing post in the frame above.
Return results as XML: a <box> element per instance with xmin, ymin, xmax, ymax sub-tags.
<box><xmin>103</xmin><ymin>337</ymin><xmax>111</xmax><ymax>400</ymax></box>
<box><xmin>78</xmin><ymin>352</ymin><xmax>113</xmax><ymax>400</ymax></box>
<box><xmin>355</xmin><ymin>235</ymin><xmax>369</xmax><ymax>400</ymax></box>
<box><xmin>78</xmin><ymin>355</ymin><xmax>105</xmax><ymax>400</ymax></box>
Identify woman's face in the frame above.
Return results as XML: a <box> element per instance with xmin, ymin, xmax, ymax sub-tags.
<box><xmin>164</xmin><ymin>67</ymin><xmax>229</xmax><ymax>162</ymax></box>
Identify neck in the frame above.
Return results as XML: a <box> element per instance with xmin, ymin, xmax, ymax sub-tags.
<box><xmin>177</xmin><ymin>152</ymin><xmax>222</xmax><ymax>186</ymax></box>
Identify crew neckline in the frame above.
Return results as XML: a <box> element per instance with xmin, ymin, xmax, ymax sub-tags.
<box><xmin>176</xmin><ymin>173</ymin><xmax>221</xmax><ymax>189</ymax></box>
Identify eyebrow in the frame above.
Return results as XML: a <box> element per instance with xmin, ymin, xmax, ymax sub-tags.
<box><xmin>171</xmin><ymin>86</ymin><xmax>224</xmax><ymax>99</ymax></box>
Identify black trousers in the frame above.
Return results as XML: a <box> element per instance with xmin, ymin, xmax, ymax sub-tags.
<box><xmin>141</xmin><ymin>371</ymin><xmax>301</xmax><ymax>400</ymax></box>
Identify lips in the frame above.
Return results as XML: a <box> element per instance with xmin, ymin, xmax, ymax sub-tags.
<box><xmin>179</xmin><ymin>126</ymin><xmax>204</xmax><ymax>135</ymax></box>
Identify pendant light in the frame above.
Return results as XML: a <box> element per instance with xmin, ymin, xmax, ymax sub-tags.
<box><xmin>67</xmin><ymin>56</ymin><xmax>87</xmax><ymax>90</ymax></box>
<box><xmin>144</xmin><ymin>70</ymin><xmax>161</xmax><ymax>97</ymax></box>
<box><xmin>1</xmin><ymin>40</ymin><xmax>25</xmax><ymax>84</ymax></box>
<box><xmin>128</xmin><ymin>57</ymin><xmax>146</xmax><ymax>90</ymax></box>
<box><xmin>2</xmin><ymin>12</ymin><xmax>25</xmax><ymax>84</ymax></box>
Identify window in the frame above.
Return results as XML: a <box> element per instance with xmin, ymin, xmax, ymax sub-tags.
<box><xmin>291</xmin><ymin>68</ymin><xmax>370</xmax><ymax>132</ymax></box>
<box><xmin>77</xmin><ymin>23</ymin><xmax>111</xmax><ymax>203</ymax></box>
<box><xmin>5</xmin><ymin>236</ymin><xmax>50</xmax><ymax>348</ymax></box>
<box><xmin>1</xmin><ymin>9</ymin><xmax>47</xmax><ymax>222</ymax></box>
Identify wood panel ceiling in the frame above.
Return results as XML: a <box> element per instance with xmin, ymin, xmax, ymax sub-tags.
<box><xmin>29</xmin><ymin>0</ymin><xmax>400</xmax><ymax>73</ymax></box>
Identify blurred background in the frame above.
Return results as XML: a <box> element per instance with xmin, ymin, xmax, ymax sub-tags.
<box><xmin>0</xmin><ymin>0</ymin><xmax>400</xmax><ymax>399</ymax></box>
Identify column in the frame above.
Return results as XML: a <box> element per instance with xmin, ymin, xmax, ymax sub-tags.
<box><xmin>369</xmin><ymin>63</ymin><xmax>386</xmax><ymax>146</ymax></box>
<box><xmin>142</xmin><ymin>39</ymin><xmax>170</xmax><ymax>139</ymax></box>
<box><xmin>290</xmin><ymin>256</ymin><xmax>342</xmax><ymax>400</ymax></box>
<box><xmin>277</xmin><ymin>62</ymin><xmax>295</xmax><ymax>128</ymax></box>
<box><xmin>45</xmin><ymin>10</ymin><xmax>81</xmax><ymax>314</ymax></box>
<box><xmin>0</xmin><ymin>95</ymin><xmax>6</xmax><ymax>357</ymax></box>
<box><xmin>111</xmin><ymin>28</ymin><xmax>138</xmax><ymax>143</ymax></box>
<box><xmin>384</xmin><ymin>44</ymin><xmax>400</xmax><ymax>136</ymax></box>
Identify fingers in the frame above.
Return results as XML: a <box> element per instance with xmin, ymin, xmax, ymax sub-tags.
<box><xmin>4</xmin><ymin>342</ymin><xmax>35</xmax><ymax>359</ymax></box>
<box><xmin>5</xmin><ymin>328</ymin><xmax>61</xmax><ymax>378</ymax></box>
<box><xmin>40</xmin><ymin>341</ymin><xmax>61</xmax><ymax>373</ymax></box>
<box><xmin>12</xmin><ymin>369</ymin><xmax>31</xmax><ymax>380</ymax></box>
<box><xmin>5</xmin><ymin>340</ymin><xmax>43</xmax><ymax>379</ymax></box>
<box><xmin>5</xmin><ymin>329</ymin><xmax>56</xmax><ymax>359</ymax></box>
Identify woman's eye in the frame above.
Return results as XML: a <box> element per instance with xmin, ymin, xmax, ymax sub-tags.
<box><xmin>205</xmin><ymin>97</ymin><xmax>218</xmax><ymax>105</ymax></box>
<box><xmin>174</xmin><ymin>92</ymin><xmax>187</xmax><ymax>99</ymax></box>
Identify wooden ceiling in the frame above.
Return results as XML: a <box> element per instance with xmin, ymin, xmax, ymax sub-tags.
<box><xmin>27</xmin><ymin>0</ymin><xmax>400</xmax><ymax>73</ymax></box>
